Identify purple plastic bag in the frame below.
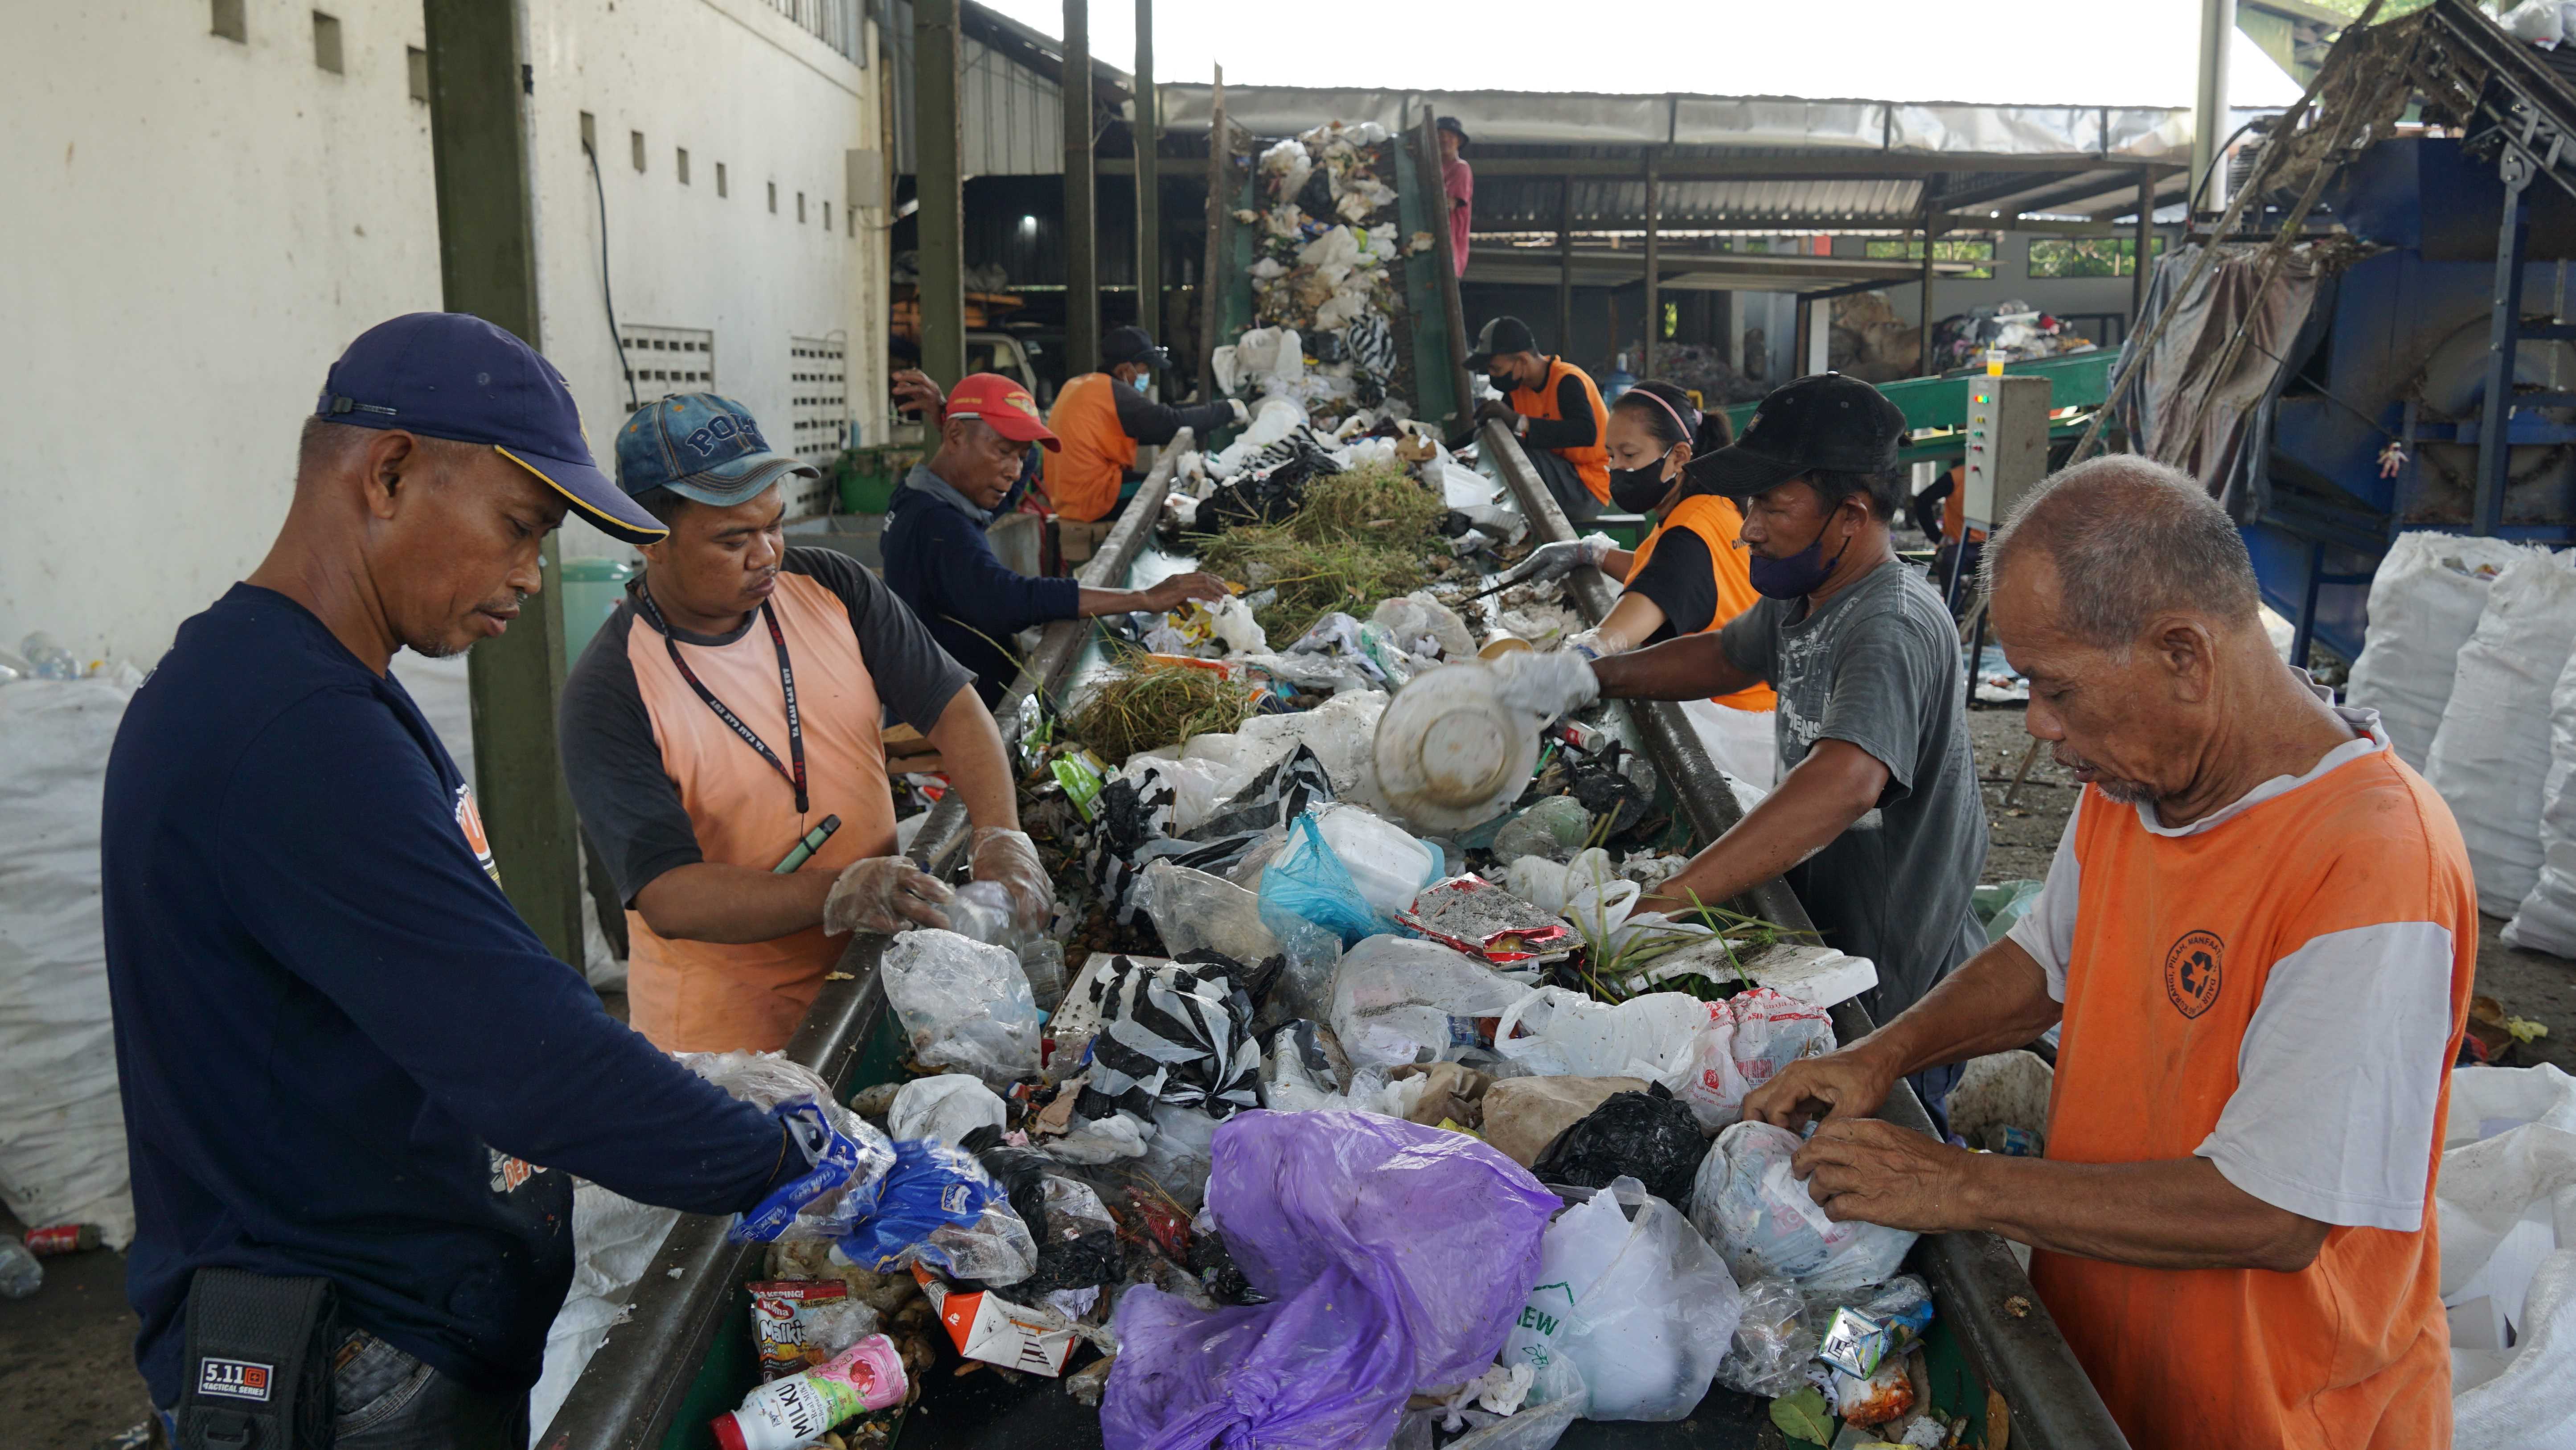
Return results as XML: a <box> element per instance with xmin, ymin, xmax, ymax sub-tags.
<box><xmin>1103</xmin><ymin>1109</ymin><xmax>1558</xmax><ymax>1450</ymax></box>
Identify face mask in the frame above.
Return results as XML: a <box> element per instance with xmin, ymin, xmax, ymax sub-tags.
<box><xmin>1607</xmin><ymin>446</ymin><xmax>1679</xmax><ymax>513</ymax></box>
<box><xmin>1748</xmin><ymin>513</ymin><xmax>1853</xmax><ymax>599</ymax></box>
<box><xmin>1128</xmin><ymin>374</ymin><xmax>1149</xmax><ymax>394</ymax></box>
<box><xmin>1487</xmin><ymin>370</ymin><xmax>1517</xmax><ymax>394</ymax></box>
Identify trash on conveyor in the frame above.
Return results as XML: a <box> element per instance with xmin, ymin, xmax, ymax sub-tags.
<box><xmin>710</xmin><ymin>1334</ymin><xmax>908</xmax><ymax>1450</ymax></box>
<box><xmin>1501</xmin><ymin>1176</ymin><xmax>1743</xmax><ymax>1422</ymax></box>
<box><xmin>1693</xmin><ymin>1121</ymin><xmax>1919</xmax><ymax>1297</ymax></box>
<box><xmin>1527</xmin><ymin>1083</ymin><xmax>1707</xmax><ymax>1214</ymax></box>
<box><xmin>879</xmin><ymin>929</ymin><xmax>1043</xmax><ymax>1085</ymax></box>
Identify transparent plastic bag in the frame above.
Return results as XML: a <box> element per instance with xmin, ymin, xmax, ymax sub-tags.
<box><xmin>887</xmin><ymin>1073</ymin><xmax>1008</xmax><ymax>1148</ymax></box>
<box><xmin>1500</xmin><ymin>1177</ymin><xmax>1743</xmax><ymax>1422</ymax></box>
<box><xmin>880</xmin><ymin>929</ymin><xmax>1042</xmax><ymax>1084</ymax></box>
<box><xmin>1690</xmin><ymin>1121</ymin><xmax>1918</xmax><ymax>1296</ymax></box>
<box><xmin>680</xmin><ymin>1052</ymin><xmax>896</xmax><ymax>1242</ymax></box>
<box><xmin>1714</xmin><ymin>1277</ymin><xmax>1817</xmax><ymax>1397</ymax></box>
<box><xmin>1140</xmin><ymin>860</ymin><xmax>1283</xmax><ymax>964</ymax></box>
<box><xmin>835</xmin><ymin>1138</ymin><xmax>1037</xmax><ymax>1286</ymax></box>
<box><xmin>1493</xmin><ymin>986</ymin><xmax>1705</xmax><ymax>1082</ymax></box>
<box><xmin>1329</xmin><ymin>936</ymin><xmax>1533</xmax><ymax>1070</ymax></box>
<box><xmin>1672</xmin><ymin>990</ymin><xmax>1838</xmax><ymax>1132</ymax></box>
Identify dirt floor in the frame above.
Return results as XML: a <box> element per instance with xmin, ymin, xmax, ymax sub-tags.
<box><xmin>10</xmin><ymin>737</ymin><xmax>2575</xmax><ymax>1449</ymax></box>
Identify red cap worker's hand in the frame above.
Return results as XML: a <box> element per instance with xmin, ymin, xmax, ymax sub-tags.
<box><xmin>892</xmin><ymin>369</ymin><xmax>947</xmax><ymax>423</ymax></box>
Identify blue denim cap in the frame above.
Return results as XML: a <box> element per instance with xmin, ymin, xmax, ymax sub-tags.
<box><xmin>615</xmin><ymin>392</ymin><xmax>819</xmax><ymax>508</ymax></box>
<box><xmin>315</xmin><ymin>312</ymin><xmax>665</xmax><ymax>543</ymax></box>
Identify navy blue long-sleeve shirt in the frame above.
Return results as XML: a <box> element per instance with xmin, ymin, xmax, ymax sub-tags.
<box><xmin>882</xmin><ymin>468</ymin><xmax>1081</xmax><ymax>706</ymax></box>
<box><xmin>101</xmin><ymin>585</ymin><xmax>793</xmax><ymax>1402</ymax></box>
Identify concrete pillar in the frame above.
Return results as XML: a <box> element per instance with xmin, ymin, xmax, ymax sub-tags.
<box><xmin>1062</xmin><ymin>0</ymin><xmax>1098</xmax><ymax>378</ymax></box>
<box><xmin>1133</xmin><ymin>0</ymin><xmax>1159</xmax><ymax>346</ymax></box>
<box><xmin>914</xmin><ymin>0</ymin><xmax>967</xmax><ymax>383</ymax></box>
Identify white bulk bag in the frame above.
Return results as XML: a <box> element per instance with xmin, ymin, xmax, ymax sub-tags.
<box><xmin>2345</xmin><ymin>533</ymin><xmax>2531</xmax><ymax>769</ymax></box>
<box><xmin>2423</xmin><ymin>550</ymin><xmax>2576</xmax><ymax>916</ymax></box>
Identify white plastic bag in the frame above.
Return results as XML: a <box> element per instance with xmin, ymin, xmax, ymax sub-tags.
<box><xmin>888</xmin><ymin>1073</ymin><xmax>1008</xmax><ymax>1148</ymax></box>
<box><xmin>530</xmin><ymin>1183</ymin><xmax>681</xmax><ymax>1435</ymax></box>
<box><xmin>1329</xmin><ymin>936</ymin><xmax>1532</xmax><ymax>1070</ymax></box>
<box><xmin>1314</xmin><ymin>804</ymin><xmax>1440</xmax><ymax>916</ymax></box>
<box><xmin>1493</xmin><ymin>987</ymin><xmax>1704</xmax><ymax>1083</ymax></box>
<box><xmin>2424</xmin><ymin>550</ymin><xmax>2576</xmax><ymax>914</ymax></box>
<box><xmin>2436</xmin><ymin>1116</ymin><xmax>2576</xmax><ymax>1424</ymax></box>
<box><xmin>2345</xmin><ymin>533</ymin><xmax>2532</xmax><ymax>768</ymax></box>
<box><xmin>2447</xmin><ymin>1064</ymin><xmax>2576</xmax><ymax>1150</ymax></box>
<box><xmin>2507</xmin><ymin>647</ymin><xmax>2576</xmax><ymax>957</ymax></box>
<box><xmin>1500</xmin><ymin>1177</ymin><xmax>1743</xmax><ymax>1422</ymax></box>
<box><xmin>1691</xmin><ymin>1121</ymin><xmax>1918</xmax><ymax>1296</ymax></box>
<box><xmin>881</xmin><ymin>929</ymin><xmax>1043</xmax><ymax>1084</ymax></box>
<box><xmin>1672</xmin><ymin>990</ymin><xmax>1838</xmax><ymax>1132</ymax></box>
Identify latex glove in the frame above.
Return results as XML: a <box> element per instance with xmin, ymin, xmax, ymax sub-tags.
<box><xmin>1493</xmin><ymin>534</ymin><xmax>1617</xmax><ymax>589</ymax></box>
<box><xmin>969</xmin><ymin>826</ymin><xmax>1052</xmax><ymax>930</ymax></box>
<box><xmin>1227</xmin><ymin>397</ymin><xmax>1251</xmax><ymax>427</ymax></box>
<box><xmin>1562</xmin><ymin>628</ymin><xmax>1609</xmax><ymax>662</ymax></box>
<box><xmin>822</xmin><ymin>856</ymin><xmax>955</xmax><ymax>936</ymax></box>
<box><xmin>1487</xmin><ymin>649</ymin><xmax>1601</xmax><ymax>723</ymax></box>
<box><xmin>1473</xmin><ymin>398</ymin><xmax>1520</xmax><ymax>427</ymax></box>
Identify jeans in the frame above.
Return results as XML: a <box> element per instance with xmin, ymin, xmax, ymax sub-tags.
<box><xmin>164</xmin><ymin>1330</ymin><xmax>528</xmax><ymax>1450</ymax></box>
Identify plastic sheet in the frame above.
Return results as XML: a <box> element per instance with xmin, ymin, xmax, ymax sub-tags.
<box><xmin>880</xmin><ymin>929</ymin><xmax>1043</xmax><ymax>1084</ymax></box>
<box><xmin>1691</xmin><ymin>1121</ymin><xmax>1918</xmax><ymax>1296</ymax></box>
<box><xmin>1076</xmin><ymin>953</ymin><xmax>1265</xmax><ymax>1122</ymax></box>
<box><xmin>1527</xmin><ymin>1084</ymin><xmax>1709</xmax><ymax>1214</ymax></box>
<box><xmin>1500</xmin><ymin>1178</ymin><xmax>1743</xmax><ymax>1422</ymax></box>
<box><xmin>1330</xmin><ymin>936</ymin><xmax>1533</xmax><ymax>1071</ymax></box>
<box><xmin>1103</xmin><ymin>1110</ymin><xmax>1558</xmax><ymax>1450</ymax></box>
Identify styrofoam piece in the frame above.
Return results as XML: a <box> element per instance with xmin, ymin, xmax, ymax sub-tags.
<box><xmin>1633</xmin><ymin>938</ymin><xmax>1878</xmax><ymax>1010</ymax></box>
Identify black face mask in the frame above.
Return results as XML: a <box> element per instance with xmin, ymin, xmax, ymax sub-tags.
<box><xmin>1487</xmin><ymin>369</ymin><xmax>1518</xmax><ymax>394</ymax></box>
<box><xmin>1607</xmin><ymin>445</ymin><xmax>1680</xmax><ymax>513</ymax></box>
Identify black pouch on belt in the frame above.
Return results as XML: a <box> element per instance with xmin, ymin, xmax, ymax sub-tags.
<box><xmin>174</xmin><ymin>1266</ymin><xmax>338</xmax><ymax>1450</ymax></box>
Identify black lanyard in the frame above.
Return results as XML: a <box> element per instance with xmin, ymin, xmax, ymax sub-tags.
<box><xmin>631</xmin><ymin>583</ymin><xmax>809</xmax><ymax>814</ymax></box>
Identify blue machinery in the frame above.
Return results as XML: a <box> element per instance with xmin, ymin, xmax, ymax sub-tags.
<box><xmin>2249</xmin><ymin>0</ymin><xmax>2576</xmax><ymax>663</ymax></box>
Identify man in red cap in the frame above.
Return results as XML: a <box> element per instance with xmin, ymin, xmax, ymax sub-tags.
<box><xmin>882</xmin><ymin>373</ymin><xmax>1224</xmax><ymax>705</ymax></box>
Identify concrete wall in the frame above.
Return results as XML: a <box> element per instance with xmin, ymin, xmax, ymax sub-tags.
<box><xmin>1</xmin><ymin>0</ymin><xmax>890</xmax><ymax>664</ymax></box>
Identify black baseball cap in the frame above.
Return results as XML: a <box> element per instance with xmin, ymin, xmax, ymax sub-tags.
<box><xmin>1103</xmin><ymin>325</ymin><xmax>1172</xmax><ymax>370</ymax></box>
<box><xmin>1466</xmin><ymin>316</ymin><xmax>1536</xmax><ymax>369</ymax></box>
<box><xmin>1682</xmin><ymin>372</ymin><xmax>1905</xmax><ymax>501</ymax></box>
<box><xmin>1437</xmin><ymin>115</ymin><xmax>1470</xmax><ymax>145</ymax></box>
<box><xmin>315</xmin><ymin>312</ymin><xmax>666</xmax><ymax>543</ymax></box>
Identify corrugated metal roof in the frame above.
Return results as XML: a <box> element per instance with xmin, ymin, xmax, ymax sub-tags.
<box><xmin>1474</xmin><ymin>176</ymin><xmax>1929</xmax><ymax>230</ymax></box>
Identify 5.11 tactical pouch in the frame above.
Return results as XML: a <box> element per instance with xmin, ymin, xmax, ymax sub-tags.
<box><xmin>175</xmin><ymin>1267</ymin><xmax>337</xmax><ymax>1450</ymax></box>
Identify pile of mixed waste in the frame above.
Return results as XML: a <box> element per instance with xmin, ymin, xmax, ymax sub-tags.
<box><xmin>1929</xmin><ymin>300</ymin><xmax>2096</xmax><ymax>372</ymax></box>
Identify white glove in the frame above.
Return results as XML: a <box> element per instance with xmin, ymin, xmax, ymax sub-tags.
<box><xmin>1487</xmin><ymin>649</ymin><xmax>1601</xmax><ymax>723</ymax></box>
<box><xmin>1562</xmin><ymin>628</ymin><xmax>1609</xmax><ymax>662</ymax></box>
<box><xmin>1495</xmin><ymin>533</ymin><xmax>1619</xmax><ymax>588</ymax></box>
<box><xmin>969</xmin><ymin>826</ymin><xmax>1052</xmax><ymax>930</ymax></box>
<box><xmin>1228</xmin><ymin>397</ymin><xmax>1251</xmax><ymax>427</ymax></box>
<box><xmin>822</xmin><ymin>856</ymin><xmax>955</xmax><ymax>936</ymax></box>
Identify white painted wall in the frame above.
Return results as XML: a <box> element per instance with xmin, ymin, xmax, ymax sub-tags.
<box><xmin>1</xmin><ymin>0</ymin><xmax>890</xmax><ymax>663</ymax></box>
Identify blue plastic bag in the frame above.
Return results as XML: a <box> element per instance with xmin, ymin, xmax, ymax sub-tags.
<box><xmin>1260</xmin><ymin>811</ymin><xmax>1399</xmax><ymax>947</ymax></box>
<box><xmin>730</xmin><ymin>1099</ymin><xmax>892</xmax><ymax>1243</ymax></box>
<box><xmin>1103</xmin><ymin>1110</ymin><xmax>1559</xmax><ymax>1450</ymax></box>
<box><xmin>834</xmin><ymin>1139</ymin><xmax>1001</xmax><ymax>1272</ymax></box>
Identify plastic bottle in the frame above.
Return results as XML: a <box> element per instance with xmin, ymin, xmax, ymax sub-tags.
<box><xmin>710</xmin><ymin>1333</ymin><xmax>907</xmax><ymax>1450</ymax></box>
<box><xmin>0</xmin><ymin>1236</ymin><xmax>43</xmax><ymax>1299</ymax></box>
<box><xmin>19</xmin><ymin>633</ymin><xmax>80</xmax><ymax>681</ymax></box>
<box><xmin>942</xmin><ymin>880</ymin><xmax>1018</xmax><ymax>948</ymax></box>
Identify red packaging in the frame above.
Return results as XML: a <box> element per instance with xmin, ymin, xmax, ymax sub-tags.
<box><xmin>747</xmin><ymin>1280</ymin><xmax>850</xmax><ymax>1380</ymax></box>
<box><xmin>24</xmin><ymin>1224</ymin><xmax>100</xmax><ymax>1257</ymax></box>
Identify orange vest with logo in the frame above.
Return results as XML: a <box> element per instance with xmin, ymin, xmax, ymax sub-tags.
<box><xmin>1510</xmin><ymin>358</ymin><xmax>1611</xmax><ymax>504</ymax></box>
<box><xmin>621</xmin><ymin>573</ymin><xmax>898</xmax><ymax>1053</ymax></box>
<box><xmin>2032</xmin><ymin>755</ymin><xmax>2474</xmax><ymax>1450</ymax></box>
<box><xmin>1042</xmin><ymin>373</ymin><xmax>1138</xmax><ymax>523</ymax></box>
<box><xmin>1622</xmin><ymin>493</ymin><xmax>1775</xmax><ymax>711</ymax></box>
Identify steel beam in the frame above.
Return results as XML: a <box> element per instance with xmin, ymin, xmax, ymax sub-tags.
<box><xmin>2133</xmin><ymin>169</ymin><xmax>2157</xmax><ymax>326</ymax></box>
<box><xmin>1918</xmin><ymin>184</ymin><xmax>1940</xmax><ymax>378</ymax></box>
<box><xmin>422</xmin><ymin>0</ymin><xmax>583</xmax><ymax>965</ymax></box>
<box><xmin>2478</xmin><ymin>156</ymin><xmax>2535</xmax><ymax>536</ymax></box>
<box><xmin>1472</xmin><ymin>154</ymin><xmax>2190</xmax><ymax>180</ymax></box>
<box><xmin>914</xmin><ymin>0</ymin><xmax>967</xmax><ymax>383</ymax></box>
<box><xmin>2192</xmin><ymin>0</ymin><xmax>2233</xmax><ymax>209</ymax></box>
<box><xmin>1133</xmin><ymin>0</ymin><xmax>1158</xmax><ymax>345</ymax></box>
<box><xmin>1197</xmin><ymin>63</ymin><xmax>1227</xmax><ymax>399</ymax></box>
<box><xmin>1556</xmin><ymin>177</ymin><xmax>1574</xmax><ymax>353</ymax></box>
<box><xmin>1642</xmin><ymin>151</ymin><xmax>1661</xmax><ymax>377</ymax></box>
<box><xmin>1062</xmin><ymin>0</ymin><xmax>1098</xmax><ymax>377</ymax></box>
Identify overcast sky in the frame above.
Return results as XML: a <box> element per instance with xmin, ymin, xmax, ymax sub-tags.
<box><xmin>976</xmin><ymin>0</ymin><xmax>2302</xmax><ymax>110</ymax></box>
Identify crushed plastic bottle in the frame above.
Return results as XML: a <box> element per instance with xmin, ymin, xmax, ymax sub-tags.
<box><xmin>941</xmin><ymin>880</ymin><xmax>1064</xmax><ymax>1011</ymax></box>
<box><xmin>0</xmin><ymin>1236</ymin><xmax>43</xmax><ymax>1299</ymax></box>
<box><xmin>19</xmin><ymin>633</ymin><xmax>80</xmax><ymax>681</ymax></box>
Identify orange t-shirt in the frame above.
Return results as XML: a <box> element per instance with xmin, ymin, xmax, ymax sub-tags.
<box><xmin>1041</xmin><ymin>373</ymin><xmax>1138</xmax><ymax>523</ymax></box>
<box><xmin>1509</xmin><ymin>357</ymin><xmax>1611</xmax><ymax>504</ymax></box>
<box><xmin>2006</xmin><ymin>702</ymin><xmax>2474</xmax><ymax>1449</ymax></box>
<box><xmin>1621</xmin><ymin>493</ymin><xmax>1776</xmax><ymax>712</ymax></box>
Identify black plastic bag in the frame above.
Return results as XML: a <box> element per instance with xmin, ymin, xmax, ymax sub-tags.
<box><xmin>1529</xmin><ymin>1082</ymin><xmax>1708</xmax><ymax>1213</ymax></box>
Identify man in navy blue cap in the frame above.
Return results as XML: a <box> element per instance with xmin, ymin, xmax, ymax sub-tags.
<box><xmin>558</xmin><ymin>390</ymin><xmax>1048</xmax><ymax>1055</ymax></box>
<box><xmin>1481</xmin><ymin>372</ymin><xmax>1989</xmax><ymax>1118</ymax></box>
<box><xmin>101</xmin><ymin>315</ymin><xmax>829</xmax><ymax>1448</ymax></box>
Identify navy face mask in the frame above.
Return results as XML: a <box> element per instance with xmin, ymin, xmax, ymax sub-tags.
<box><xmin>1748</xmin><ymin>510</ymin><xmax>1852</xmax><ymax>598</ymax></box>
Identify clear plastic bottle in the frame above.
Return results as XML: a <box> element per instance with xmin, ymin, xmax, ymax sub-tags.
<box><xmin>942</xmin><ymin>880</ymin><xmax>1064</xmax><ymax>1011</ymax></box>
<box><xmin>0</xmin><ymin>1236</ymin><xmax>43</xmax><ymax>1299</ymax></box>
<box><xmin>19</xmin><ymin>633</ymin><xmax>80</xmax><ymax>681</ymax></box>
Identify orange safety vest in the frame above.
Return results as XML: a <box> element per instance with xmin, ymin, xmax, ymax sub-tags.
<box><xmin>1622</xmin><ymin>493</ymin><xmax>1776</xmax><ymax>711</ymax></box>
<box><xmin>2033</xmin><ymin>752</ymin><xmax>2474</xmax><ymax>1450</ymax></box>
<box><xmin>1041</xmin><ymin>373</ymin><xmax>1137</xmax><ymax>523</ymax></box>
<box><xmin>1510</xmin><ymin>357</ymin><xmax>1611</xmax><ymax>505</ymax></box>
<box><xmin>620</xmin><ymin>573</ymin><xmax>898</xmax><ymax>1053</ymax></box>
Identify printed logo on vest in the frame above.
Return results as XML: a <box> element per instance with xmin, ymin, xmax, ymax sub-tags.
<box><xmin>197</xmin><ymin>1356</ymin><xmax>274</xmax><ymax>1402</ymax></box>
<box><xmin>454</xmin><ymin>784</ymin><xmax>501</xmax><ymax>887</ymax></box>
<box><xmin>2162</xmin><ymin>930</ymin><xmax>2225</xmax><ymax>1019</ymax></box>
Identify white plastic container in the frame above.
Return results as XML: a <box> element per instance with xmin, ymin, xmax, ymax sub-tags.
<box><xmin>1313</xmin><ymin>804</ymin><xmax>1439</xmax><ymax>917</ymax></box>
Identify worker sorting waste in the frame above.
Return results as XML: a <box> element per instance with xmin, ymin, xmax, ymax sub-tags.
<box><xmin>1042</xmin><ymin>326</ymin><xmax>1249</xmax><ymax>527</ymax></box>
<box><xmin>1469</xmin><ymin>315</ymin><xmax>1614</xmax><ymax>523</ymax></box>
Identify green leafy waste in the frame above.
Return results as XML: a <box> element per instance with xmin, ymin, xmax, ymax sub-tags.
<box><xmin>1185</xmin><ymin>460</ymin><xmax>1450</xmax><ymax>642</ymax></box>
<box><xmin>1768</xmin><ymin>1386</ymin><xmax>1835</xmax><ymax>1446</ymax></box>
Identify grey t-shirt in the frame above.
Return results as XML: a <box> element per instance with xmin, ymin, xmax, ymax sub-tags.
<box><xmin>1719</xmin><ymin>559</ymin><xmax>1988</xmax><ymax>1018</ymax></box>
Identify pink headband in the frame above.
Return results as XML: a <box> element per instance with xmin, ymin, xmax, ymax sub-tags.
<box><xmin>1620</xmin><ymin>386</ymin><xmax>1697</xmax><ymax>445</ymax></box>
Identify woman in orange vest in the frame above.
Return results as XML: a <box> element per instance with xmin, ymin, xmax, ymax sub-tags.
<box><xmin>1042</xmin><ymin>325</ymin><xmax>1244</xmax><ymax>524</ymax></box>
<box><xmin>1572</xmin><ymin>381</ymin><xmax>1780</xmax><ymax>786</ymax></box>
